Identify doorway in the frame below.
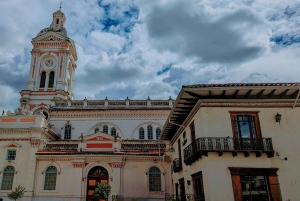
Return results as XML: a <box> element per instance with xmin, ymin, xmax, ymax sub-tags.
<box><xmin>86</xmin><ymin>166</ymin><xmax>109</xmax><ymax>201</ymax></box>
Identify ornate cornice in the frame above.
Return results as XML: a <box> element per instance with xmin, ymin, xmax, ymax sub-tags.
<box><xmin>0</xmin><ymin>128</ymin><xmax>44</xmax><ymax>134</ymax></box>
<box><xmin>200</xmin><ymin>102</ymin><xmax>299</xmax><ymax>107</ymax></box>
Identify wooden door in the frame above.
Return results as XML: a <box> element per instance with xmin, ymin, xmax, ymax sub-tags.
<box><xmin>86</xmin><ymin>166</ymin><xmax>109</xmax><ymax>201</ymax></box>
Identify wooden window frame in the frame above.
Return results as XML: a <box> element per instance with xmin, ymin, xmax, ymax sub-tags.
<box><xmin>229</xmin><ymin>111</ymin><xmax>262</xmax><ymax>139</ymax></box>
<box><xmin>228</xmin><ymin>167</ymin><xmax>282</xmax><ymax>201</ymax></box>
<box><xmin>191</xmin><ymin>171</ymin><xmax>204</xmax><ymax>197</ymax></box>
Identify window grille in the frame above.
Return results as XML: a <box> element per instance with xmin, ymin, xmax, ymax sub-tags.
<box><xmin>111</xmin><ymin>127</ymin><xmax>116</xmax><ymax>136</ymax></box>
<box><xmin>1</xmin><ymin>166</ymin><xmax>14</xmax><ymax>190</ymax></box>
<box><xmin>149</xmin><ymin>166</ymin><xmax>161</xmax><ymax>191</ymax></box>
<box><xmin>139</xmin><ymin>128</ymin><xmax>145</xmax><ymax>139</ymax></box>
<box><xmin>156</xmin><ymin>128</ymin><xmax>161</xmax><ymax>139</ymax></box>
<box><xmin>64</xmin><ymin>125</ymin><xmax>72</xmax><ymax>139</ymax></box>
<box><xmin>48</xmin><ymin>72</ymin><xmax>55</xmax><ymax>88</ymax></box>
<box><xmin>6</xmin><ymin>150</ymin><xmax>16</xmax><ymax>160</ymax></box>
<box><xmin>102</xmin><ymin>125</ymin><xmax>108</xmax><ymax>134</ymax></box>
<box><xmin>147</xmin><ymin>125</ymin><xmax>153</xmax><ymax>139</ymax></box>
<box><xmin>44</xmin><ymin>166</ymin><xmax>57</xmax><ymax>190</ymax></box>
<box><xmin>40</xmin><ymin>72</ymin><xmax>46</xmax><ymax>88</ymax></box>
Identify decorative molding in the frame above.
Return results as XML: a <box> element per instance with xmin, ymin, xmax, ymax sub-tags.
<box><xmin>111</xmin><ymin>162</ymin><xmax>124</xmax><ymax>168</ymax></box>
<box><xmin>0</xmin><ymin>138</ymin><xmax>30</xmax><ymax>141</ymax></box>
<box><xmin>30</xmin><ymin>138</ymin><xmax>41</xmax><ymax>147</ymax></box>
<box><xmin>200</xmin><ymin>102</ymin><xmax>298</xmax><ymax>108</ymax></box>
<box><xmin>72</xmin><ymin>162</ymin><xmax>85</xmax><ymax>168</ymax></box>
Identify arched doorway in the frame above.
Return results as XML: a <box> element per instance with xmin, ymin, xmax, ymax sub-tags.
<box><xmin>86</xmin><ymin>166</ymin><xmax>109</xmax><ymax>201</ymax></box>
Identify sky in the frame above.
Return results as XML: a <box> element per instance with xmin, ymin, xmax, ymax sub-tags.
<box><xmin>0</xmin><ymin>0</ymin><xmax>300</xmax><ymax>111</ymax></box>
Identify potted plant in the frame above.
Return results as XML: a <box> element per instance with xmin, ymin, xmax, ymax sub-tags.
<box><xmin>93</xmin><ymin>182</ymin><xmax>111</xmax><ymax>201</ymax></box>
<box><xmin>7</xmin><ymin>185</ymin><xmax>26</xmax><ymax>201</ymax></box>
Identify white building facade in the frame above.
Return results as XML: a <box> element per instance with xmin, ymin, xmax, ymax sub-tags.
<box><xmin>0</xmin><ymin>8</ymin><xmax>173</xmax><ymax>201</ymax></box>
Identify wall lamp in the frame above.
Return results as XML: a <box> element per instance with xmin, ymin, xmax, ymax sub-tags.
<box><xmin>275</xmin><ymin>113</ymin><xmax>282</xmax><ymax>124</ymax></box>
<box><xmin>187</xmin><ymin>180</ymin><xmax>191</xmax><ymax>189</ymax></box>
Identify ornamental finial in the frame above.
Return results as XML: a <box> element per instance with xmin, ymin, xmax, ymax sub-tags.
<box><xmin>60</xmin><ymin>1</ymin><xmax>62</xmax><ymax>10</ymax></box>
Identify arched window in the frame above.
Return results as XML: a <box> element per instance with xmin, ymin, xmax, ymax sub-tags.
<box><xmin>64</xmin><ymin>125</ymin><xmax>71</xmax><ymax>139</ymax></box>
<box><xmin>48</xmin><ymin>72</ymin><xmax>55</xmax><ymax>88</ymax></box>
<box><xmin>44</xmin><ymin>166</ymin><xmax>57</xmax><ymax>190</ymax></box>
<box><xmin>94</xmin><ymin>127</ymin><xmax>100</xmax><ymax>133</ymax></box>
<box><xmin>102</xmin><ymin>125</ymin><xmax>108</xmax><ymax>134</ymax></box>
<box><xmin>56</xmin><ymin>18</ymin><xmax>59</xmax><ymax>24</ymax></box>
<box><xmin>111</xmin><ymin>127</ymin><xmax>116</xmax><ymax>136</ymax></box>
<box><xmin>1</xmin><ymin>166</ymin><xmax>15</xmax><ymax>190</ymax></box>
<box><xmin>156</xmin><ymin>128</ymin><xmax>161</xmax><ymax>139</ymax></box>
<box><xmin>40</xmin><ymin>71</ymin><xmax>46</xmax><ymax>88</ymax></box>
<box><xmin>139</xmin><ymin>127</ymin><xmax>145</xmax><ymax>139</ymax></box>
<box><xmin>149</xmin><ymin>166</ymin><xmax>161</xmax><ymax>191</ymax></box>
<box><xmin>147</xmin><ymin>125</ymin><xmax>153</xmax><ymax>139</ymax></box>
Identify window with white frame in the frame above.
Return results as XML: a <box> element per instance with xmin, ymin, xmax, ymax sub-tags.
<box><xmin>102</xmin><ymin>125</ymin><xmax>108</xmax><ymax>134</ymax></box>
<box><xmin>1</xmin><ymin>166</ymin><xmax>15</xmax><ymax>190</ymax></box>
<box><xmin>149</xmin><ymin>166</ymin><xmax>161</xmax><ymax>191</ymax></box>
<box><xmin>139</xmin><ymin>127</ymin><xmax>145</xmax><ymax>139</ymax></box>
<box><xmin>64</xmin><ymin>125</ymin><xmax>72</xmax><ymax>139</ymax></box>
<box><xmin>6</xmin><ymin>150</ymin><xmax>16</xmax><ymax>161</ymax></box>
<box><xmin>147</xmin><ymin>125</ymin><xmax>153</xmax><ymax>139</ymax></box>
<box><xmin>111</xmin><ymin>127</ymin><xmax>116</xmax><ymax>136</ymax></box>
<box><xmin>156</xmin><ymin>128</ymin><xmax>161</xmax><ymax>139</ymax></box>
<box><xmin>44</xmin><ymin>166</ymin><xmax>57</xmax><ymax>190</ymax></box>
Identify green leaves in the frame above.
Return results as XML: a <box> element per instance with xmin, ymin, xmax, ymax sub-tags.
<box><xmin>93</xmin><ymin>182</ymin><xmax>111</xmax><ymax>199</ymax></box>
<box><xmin>7</xmin><ymin>185</ymin><xmax>26</xmax><ymax>201</ymax></box>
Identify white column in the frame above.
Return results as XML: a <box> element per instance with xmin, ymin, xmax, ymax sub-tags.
<box><xmin>44</xmin><ymin>73</ymin><xmax>50</xmax><ymax>91</ymax></box>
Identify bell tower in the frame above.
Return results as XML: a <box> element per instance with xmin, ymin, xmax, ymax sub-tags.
<box><xmin>20</xmin><ymin>7</ymin><xmax>77</xmax><ymax>114</ymax></box>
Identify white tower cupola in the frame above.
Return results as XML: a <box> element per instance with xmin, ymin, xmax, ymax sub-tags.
<box><xmin>20</xmin><ymin>7</ymin><xmax>77</xmax><ymax>114</ymax></box>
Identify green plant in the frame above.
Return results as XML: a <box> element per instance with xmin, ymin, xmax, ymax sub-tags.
<box><xmin>93</xmin><ymin>182</ymin><xmax>111</xmax><ymax>199</ymax></box>
<box><xmin>7</xmin><ymin>185</ymin><xmax>26</xmax><ymax>201</ymax></box>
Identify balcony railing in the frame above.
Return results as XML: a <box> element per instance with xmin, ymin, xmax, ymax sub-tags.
<box><xmin>172</xmin><ymin>158</ymin><xmax>182</xmax><ymax>173</ymax></box>
<box><xmin>184</xmin><ymin>138</ymin><xmax>274</xmax><ymax>165</ymax></box>
<box><xmin>165</xmin><ymin>194</ymin><xmax>205</xmax><ymax>201</ymax></box>
<box><xmin>44</xmin><ymin>142</ymin><xmax>79</xmax><ymax>150</ymax></box>
<box><xmin>121</xmin><ymin>140</ymin><xmax>166</xmax><ymax>151</ymax></box>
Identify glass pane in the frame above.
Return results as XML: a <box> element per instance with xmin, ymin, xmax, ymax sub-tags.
<box><xmin>7</xmin><ymin>150</ymin><xmax>16</xmax><ymax>160</ymax></box>
<box><xmin>241</xmin><ymin>175</ymin><xmax>269</xmax><ymax>201</ymax></box>
<box><xmin>1</xmin><ymin>172</ymin><xmax>14</xmax><ymax>190</ymax></box>
<box><xmin>44</xmin><ymin>173</ymin><xmax>57</xmax><ymax>190</ymax></box>
<box><xmin>234</xmin><ymin>115</ymin><xmax>257</xmax><ymax>139</ymax></box>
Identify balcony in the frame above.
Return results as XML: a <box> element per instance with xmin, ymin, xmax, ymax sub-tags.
<box><xmin>44</xmin><ymin>142</ymin><xmax>79</xmax><ymax>150</ymax></box>
<box><xmin>172</xmin><ymin>158</ymin><xmax>183</xmax><ymax>173</ymax></box>
<box><xmin>184</xmin><ymin>138</ymin><xmax>274</xmax><ymax>166</ymax></box>
<box><xmin>165</xmin><ymin>194</ymin><xmax>205</xmax><ymax>201</ymax></box>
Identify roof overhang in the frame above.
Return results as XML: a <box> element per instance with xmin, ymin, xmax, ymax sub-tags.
<box><xmin>160</xmin><ymin>83</ymin><xmax>300</xmax><ymax>141</ymax></box>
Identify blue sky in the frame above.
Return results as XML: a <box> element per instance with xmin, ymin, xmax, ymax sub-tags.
<box><xmin>0</xmin><ymin>0</ymin><xmax>300</xmax><ymax>111</ymax></box>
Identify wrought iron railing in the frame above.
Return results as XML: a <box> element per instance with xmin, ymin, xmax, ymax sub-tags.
<box><xmin>165</xmin><ymin>194</ymin><xmax>205</xmax><ymax>201</ymax></box>
<box><xmin>184</xmin><ymin>137</ymin><xmax>274</xmax><ymax>165</ymax></box>
<box><xmin>121</xmin><ymin>140</ymin><xmax>166</xmax><ymax>150</ymax></box>
<box><xmin>44</xmin><ymin>142</ymin><xmax>78</xmax><ymax>150</ymax></box>
<box><xmin>172</xmin><ymin>158</ymin><xmax>183</xmax><ymax>173</ymax></box>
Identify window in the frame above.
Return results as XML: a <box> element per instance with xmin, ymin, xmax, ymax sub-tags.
<box><xmin>56</xmin><ymin>18</ymin><xmax>59</xmax><ymax>24</ymax></box>
<box><xmin>102</xmin><ymin>125</ymin><xmax>108</xmax><ymax>134</ymax></box>
<box><xmin>149</xmin><ymin>167</ymin><xmax>161</xmax><ymax>191</ymax></box>
<box><xmin>1</xmin><ymin>166</ymin><xmax>14</xmax><ymax>190</ymax></box>
<box><xmin>111</xmin><ymin>127</ymin><xmax>116</xmax><ymax>136</ymax></box>
<box><xmin>44</xmin><ymin>166</ymin><xmax>57</xmax><ymax>190</ymax></box>
<box><xmin>156</xmin><ymin>128</ymin><xmax>161</xmax><ymax>139</ymax></box>
<box><xmin>48</xmin><ymin>72</ymin><xmax>55</xmax><ymax>88</ymax></box>
<box><xmin>147</xmin><ymin>125</ymin><xmax>153</xmax><ymax>139</ymax></box>
<box><xmin>94</xmin><ymin>127</ymin><xmax>100</xmax><ymax>133</ymax></box>
<box><xmin>64</xmin><ymin>125</ymin><xmax>71</xmax><ymax>139</ymax></box>
<box><xmin>230</xmin><ymin>112</ymin><xmax>261</xmax><ymax>139</ymax></box>
<box><xmin>139</xmin><ymin>128</ymin><xmax>144</xmax><ymax>139</ymax></box>
<box><xmin>229</xmin><ymin>167</ymin><xmax>281</xmax><ymax>201</ymax></box>
<box><xmin>192</xmin><ymin>172</ymin><xmax>204</xmax><ymax>198</ymax></box>
<box><xmin>6</xmin><ymin>150</ymin><xmax>16</xmax><ymax>160</ymax></box>
<box><xmin>40</xmin><ymin>72</ymin><xmax>46</xmax><ymax>88</ymax></box>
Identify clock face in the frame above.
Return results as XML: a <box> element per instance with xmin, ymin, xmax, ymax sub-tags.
<box><xmin>45</xmin><ymin>59</ymin><xmax>53</xmax><ymax>67</ymax></box>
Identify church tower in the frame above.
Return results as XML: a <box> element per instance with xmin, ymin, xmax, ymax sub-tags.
<box><xmin>20</xmin><ymin>7</ymin><xmax>77</xmax><ymax>115</ymax></box>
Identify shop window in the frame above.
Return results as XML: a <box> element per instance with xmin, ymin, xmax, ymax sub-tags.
<box><xmin>229</xmin><ymin>167</ymin><xmax>281</xmax><ymax>201</ymax></box>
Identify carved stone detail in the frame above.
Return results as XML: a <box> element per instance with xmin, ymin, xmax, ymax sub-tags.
<box><xmin>73</xmin><ymin>162</ymin><xmax>85</xmax><ymax>168</ymax></box>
